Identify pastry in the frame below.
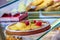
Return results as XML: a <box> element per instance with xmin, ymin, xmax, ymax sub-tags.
<box><xmin>55</xmin><ymin>6</ymin><xmax>60</xmax><ymax>11</ymax></box>
<box><xmin>6</xmin><ymin>20</ymin><xmax>50</xmax><ymax>36</ymax></box>
<box><xmin>45</xmin><ymin>2</ymin><xmax>60</xmax><ymax>11</ymax></box>
<box><xmin>44</xmin><ymin>6</ymin><xmax>55</xmax><ymax>11</ymax></box>
<box><xmin>30</xmin><ymin>0</ymin><xmax>43</xmax><ymax>6</ymax></box>
<box><xmin>26</xmin><ymin>0</ymin><xmax>44</xmax><ymax>11</ymax></box>
<box><xmin>35</xmin><ymin>0</ymin><xmax>53</xmax><ymax>11</ymax></box>
<box><xmin>8</xmin><ymin>20</ymin><xmax>42</xmax><ymax>31</ymax></box>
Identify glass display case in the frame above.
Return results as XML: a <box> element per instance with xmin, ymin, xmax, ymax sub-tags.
<box><xmin>0</xmin><ymin>0</ymin><xmax>60</xmax><ymax>40</ymax></box>
<box><xmin>41</xmin><ymin>25</ymin><xmax>60</xmax><ymax>40</ymax></box>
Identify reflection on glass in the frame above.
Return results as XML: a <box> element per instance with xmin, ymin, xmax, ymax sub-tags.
<box><xmin>0</xmin><ymin>0</ymin><xmax>18</xmax><ymax>8</ymax></box>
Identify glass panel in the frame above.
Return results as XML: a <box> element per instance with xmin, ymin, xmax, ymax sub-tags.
<box><xmin>36</xmin><ymin>19</ymin><xmax>60</xmax><ymax>40</ymax></box>
<box><xmin>0</xmin><ymin>0</ymin><xmax>18</xmax><ymax>8</ymax></box>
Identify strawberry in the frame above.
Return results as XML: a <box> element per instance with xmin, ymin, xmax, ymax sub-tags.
<box><xmin>13</xmin><ymin>12</ymin><xmax>20</xmax><ymax>17</ymax></box>
<box><xmin>25</xmin><ymin>20</ymin><xmax>29</xmax><ymax>26</ymax></box>
<box><xmin>2</xmin><ymin>13</ymin><xmax>12</xmax><ymax>17</ymax></box>
<box><xmin>35</xmin><ymin>21</ymin><xmax>42</xmax><ymax>26</ymax></box>
<box><xmin>33</xmin><ymin>20</ymin><xmax>36</xmax><ymax>23</ymax></box>
<box><xmin>2</xmin><ymin>13</ymin><xmax>8</xmax><ymax>17</ymax></box>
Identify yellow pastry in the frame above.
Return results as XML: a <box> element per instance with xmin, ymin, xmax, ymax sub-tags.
<box><xmin>45</xmin><ymin>6</ymin><xmax>55</xmax><ymax>11</ymax></box>
<box><xmin>26</xmin><ymin>0</ymin><xmax>44</xmax><ymax>11</ymax></box>
<box><xmin>8</xmin><ymin>20</ymin><xmax>42</xmax><ymax>31</ymax></box>
<box><xmin>20</xmin><ymin>25</ymin><xmax>31</xmax><ymax>31</ymax></box>
<box><xmin>15</xmin><ymin>22</ymin><xmax>26</xmax><ymax>30</ymax></box>
<box><xmin>52</xmin><ymin>2</ymin><xmax>60</xmax><ymax>7</ymax></box>
<box><xmin>9</xmin><ymin>22</ymin><xmax>26</xmax><ymax>30</ymax></box>
<box><xmin>9</xmin><ymin>26</ymin><xmax>18</xmax><ymax>30</ymax></box>
<box><xmin>35</xmin><ymin>0</ymin><xmax>53</xmax><ymax>11</ymax></box>
<box><xmin>45</xmin><ymin>2</ymin><xmax>60</xmax><ymax>11</ymax></box>
<box><xmin>31</xmin><ymin>24</ymin><xmax>40</xmax><ymax>29</ymax></box>
<box><xmin>55</xmin><ymin>6</ymin><xmax>60</xmax><ymax>11</ymax></box>
<box><xmin>30</xmin><ymin>0</ymin><xmax>44</xmax><ymax>6</ymax></box>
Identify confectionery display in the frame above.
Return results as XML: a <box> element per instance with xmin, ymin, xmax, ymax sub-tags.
<box><xmin>26</xmin><ymin>0</ymin><xmax>60</xmax><ymax>11</ymax></box>
<box><xmin>5</xmin><ymin>20</ymin><xmax>50</xmax><ymax>40</ymax></box>
<box><xmin>6</xmin><ymin>20</ymin><xmax>50</xmax><ymax>35</ymax></box>
<box><xmin>8</xmin><ymin>20</ymin><xmax>42</xmax><ymax>31</ymax></box>
<box><xmin>0</xmin><ymin>0</ymin><xmax>60</xmax><ymax>40</ymax></box>
<box><xmin>45</xmin><ymin>2</ymin><xmax>60</xmax><ymax>11</ymax></box>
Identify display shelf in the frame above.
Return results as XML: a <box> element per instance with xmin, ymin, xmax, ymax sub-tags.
<box><xmin>28</xmin><ymin>11</ymin><xmax>60</xmax><ymax>19</ymax></box>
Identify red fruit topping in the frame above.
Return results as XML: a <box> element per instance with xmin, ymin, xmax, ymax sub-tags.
<box><xmin>13</xmin><ymin>12</ymin><xmax>20</xmax><ymax>17</ymax></box>
<box><xmin>2</xmin><ymin>13</ymin><xmax>12</xmax><ymax>17</ymax></box>
<box><xmin>25</xmin><ymin>20</ymin><xmax>29</xmax><ymax>26</ymax></box>
<box><xmin>35</xmin><ymin>21</ymin><xmax>42</xmax><ymax>26</ymax></box>
<box><xmin>2</xmin><ymin>13</ymin><xmax>8</xmax><ymax>17</ymax></box>
<box><xmin>34</xmin><ymin>20</ymin><xmax>36</xmax><ymax>23</ymax></box>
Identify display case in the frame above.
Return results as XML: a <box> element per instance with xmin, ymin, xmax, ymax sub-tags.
<box><xmin>0</xmin><ymin>0</ymin><xmax>60</xmax><ymax>40</ymax></box>
<box><xmin>41</xmin><ymin>24</ymin><xmax>60</xmax><ymax>40</ymax></box>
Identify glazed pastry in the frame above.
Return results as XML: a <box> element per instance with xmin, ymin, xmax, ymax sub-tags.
<box><xmin>52</xmin><ymin>2</ymin><xmax>60</xmax><ymax>7</ymax></box>
<box><xmin>44</xmin><ymin>6</ymin><xmax>55</xmax><ymax>11</ymax></box>
<box><xmin>45</xmin><ymin>2</ymin><xmax>60</xmax><ymax>11</ymax></box>
<box><xmin>55</xmin><ymin>6</ymin><xmax>60</xmax><ymax>11</ymax></box>
<box><xmin>26</xmin><ymin>0</ymin><xmax>44</xmax><ymax>11</ymax></box>
<box><xmin>30</xmin><ymin>0</ymin><xmax>43</xmax><ymax>6</ymax></box>
<box><xmin>35</xmin><ymin>0</ymin><xmax>53</xmax><ymax>11</ymax></box>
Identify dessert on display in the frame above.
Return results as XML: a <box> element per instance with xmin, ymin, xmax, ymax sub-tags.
<box><xmin>5</xmin><ymin>20</ymin><xmax>50</xmax><ymax>36</ymax></box>
<box><xmin>7</xmin><ymin>20</ymin><xmax>42</xmax><ymax>31</ymax></box>
<box><xmin>0</xmin><ymin>0</ymin><xmax>60</xmax><ymax>40</ymax></box>
<box><xmin>0</xmin><ymin>12</ymin><xmax>28</xmax><ymax>22</ymax></box>
<box><xmin>45</xmin><ymin>2</ymin><xmax>60</xmax><ymax>11</ymax></box>
<box><xmin>26</xmin><ymin>0</ymin><xmax>60</xmax><ymax>11</ymax></box>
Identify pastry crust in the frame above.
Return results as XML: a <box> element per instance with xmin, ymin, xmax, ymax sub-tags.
<box><xmin>31</xmin><ymin>0</ymin><xmax>44</xmax><ymax>6</ymax></box>
<box><xmin>35</xmin><ymin>0</ymin><xmax>53</xmax><ymax>11</ymax></box>
<box><xmin>26</xmin><ymin>0</ymin><xmax>44</xmax><ymax>11</ymax></box>
<box><xmin>55</xmin><ymin>6</ymin><xmax>60</xmax><ymax>11</ymax></box>
<box><xmin>45</xmin><ymin>2</ymin><xmax>60</xmax><ymax>11</ymax></box>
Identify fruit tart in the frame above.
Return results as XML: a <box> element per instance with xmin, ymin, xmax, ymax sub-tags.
<box><xmin>6</xmin><ymin>20</ymin><xmax>50</xmax><ymax>36</ymax></box>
